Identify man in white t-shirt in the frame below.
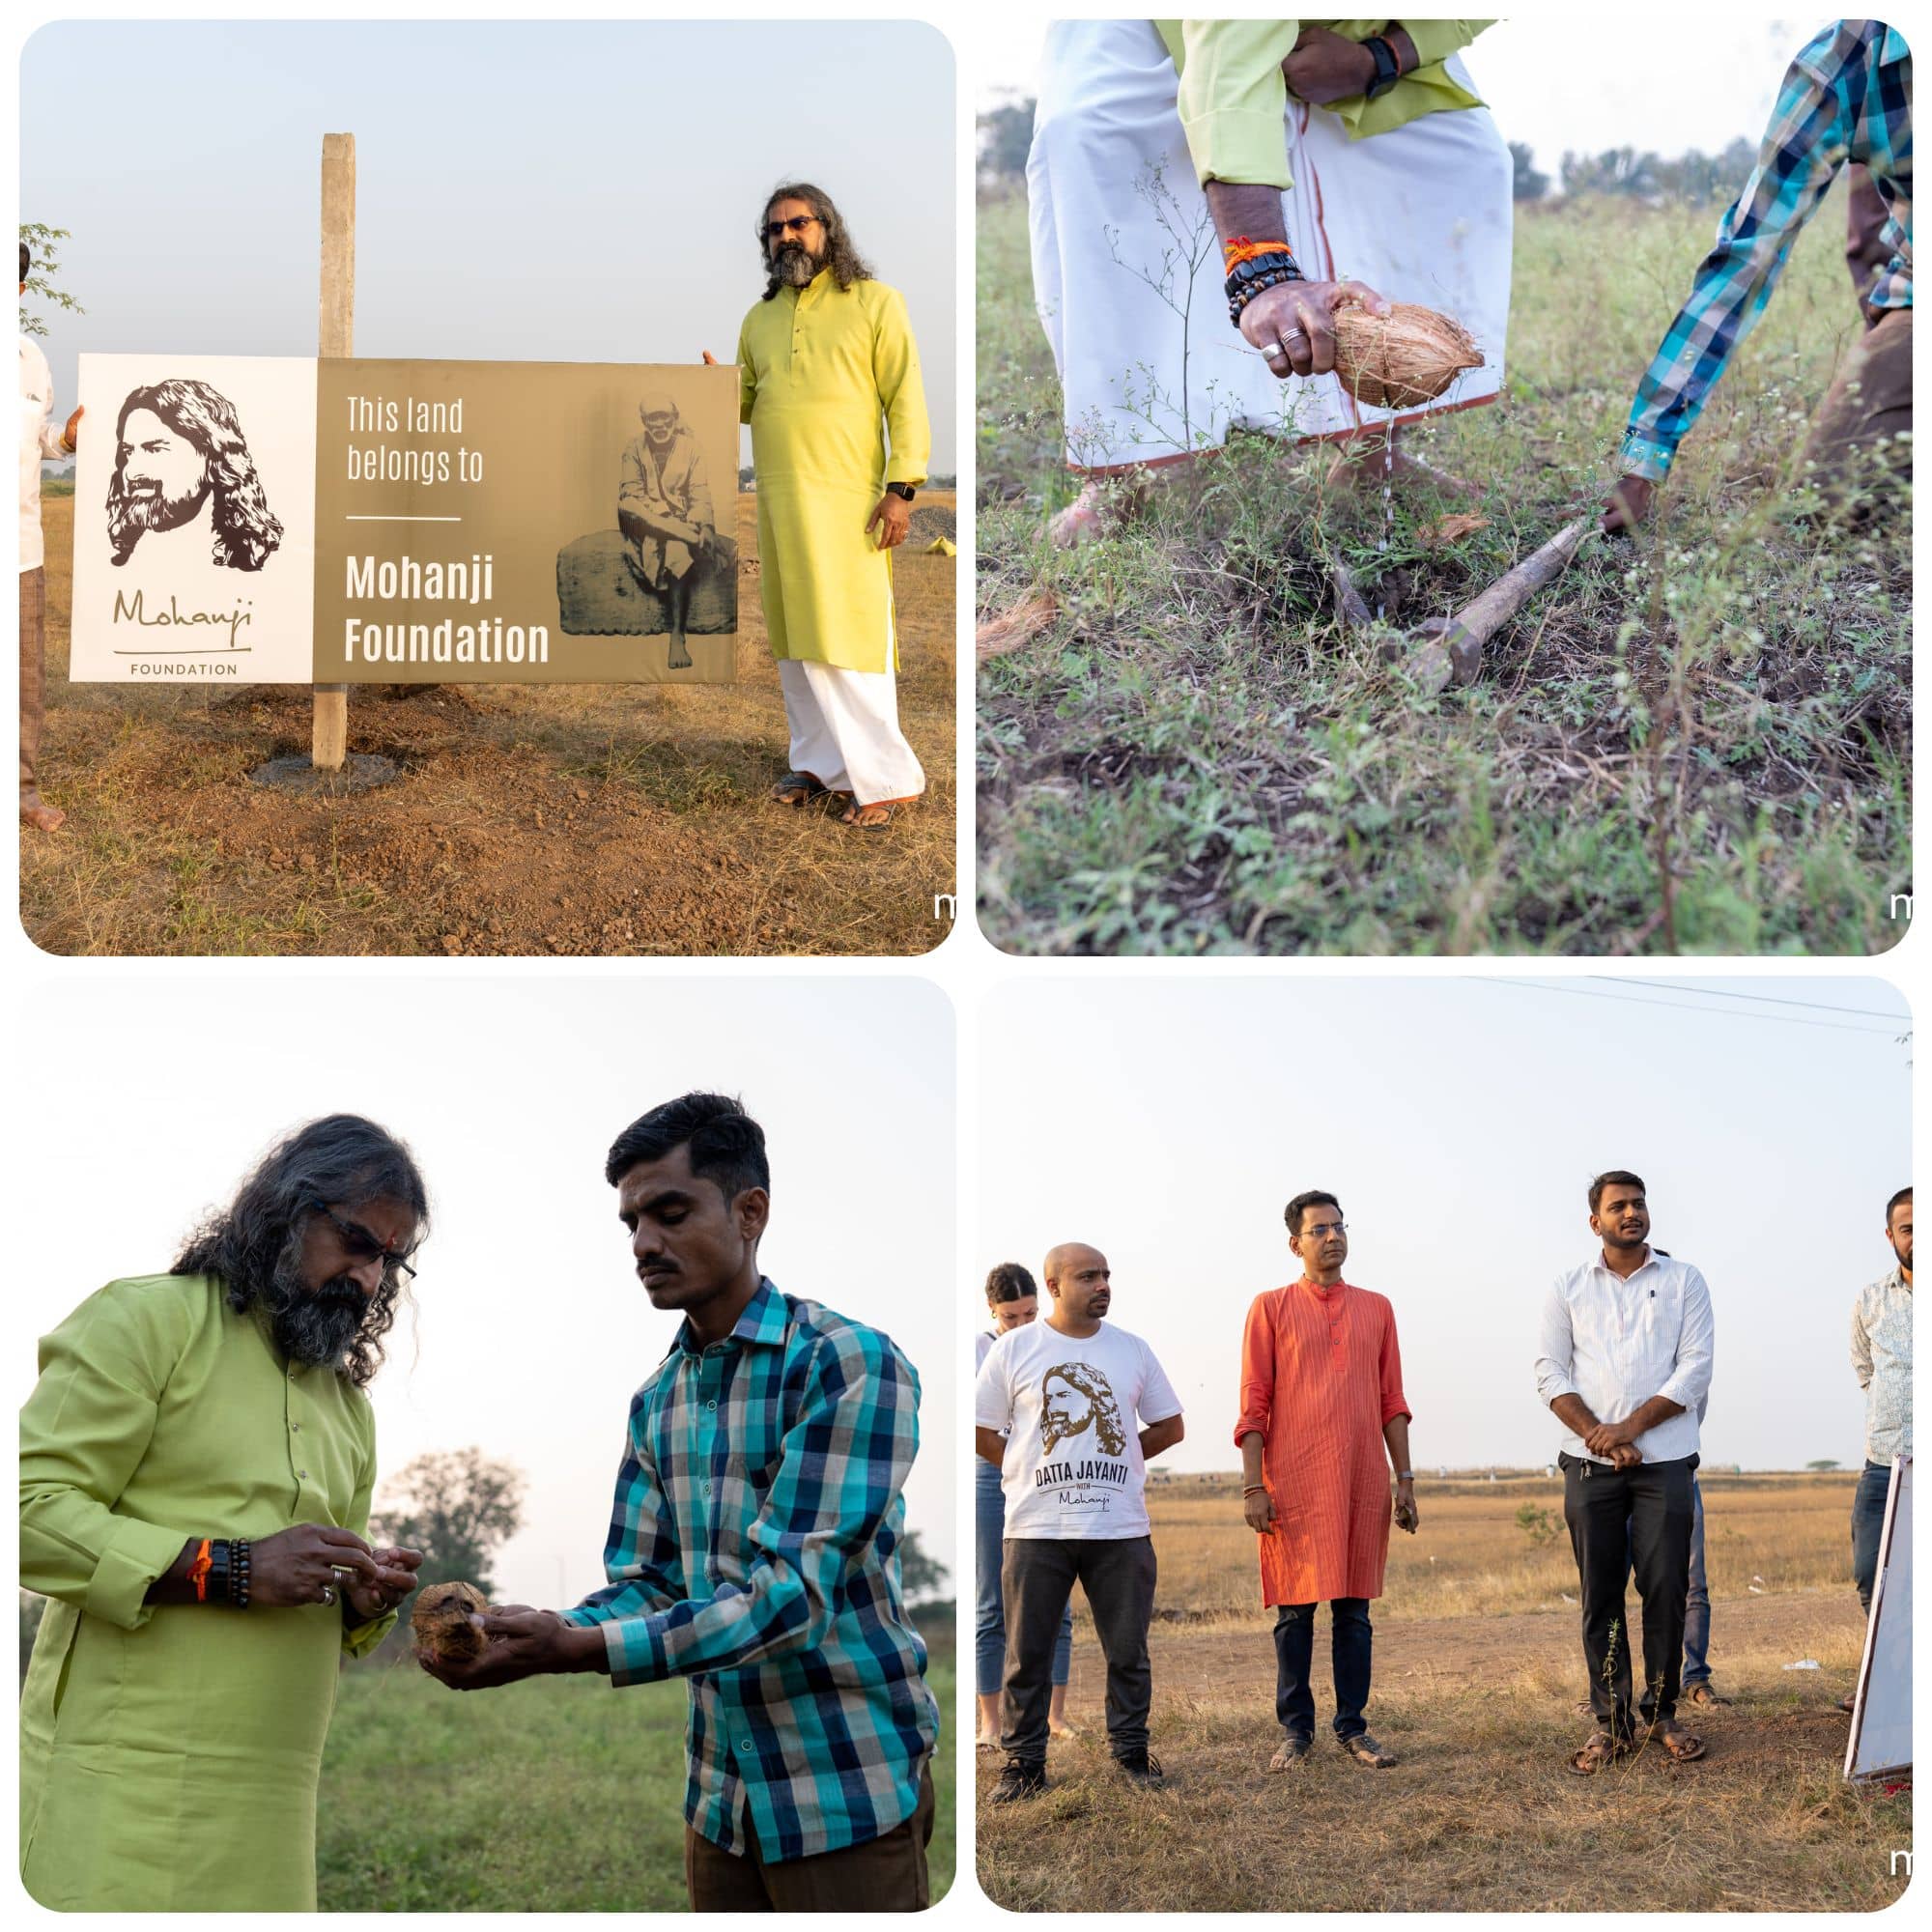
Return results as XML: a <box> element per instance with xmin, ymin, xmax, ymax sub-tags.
<box><xmin>975</xmin><ymin>1240</ymin><xmax>1184</xmax><ymax>1801</ymax></box>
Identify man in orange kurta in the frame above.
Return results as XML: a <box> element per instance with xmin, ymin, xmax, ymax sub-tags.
<box><xmin>1236</xmin><ymin>1189</ymin><xmax>1415</xmax><ymax>1769</ymax></box>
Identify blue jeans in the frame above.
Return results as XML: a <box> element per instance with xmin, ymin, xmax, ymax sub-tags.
<box><xmin>1681</xmin><ymin>1477</ymin><xmax>1711</xmax><ymax>1688</ymax></box>
<box><xmin>976</xmin><ymin>1458</ymin><xmax>1071</xmax><ymax>1697</ymax></box>
<box><xmin>1852</xmin><ymin>1459</ymin><xmax>1890</xmax><ymax>1613</ymax></box>
<box><xmin>1273</xmin><ymin>1598</ymin><xmax>1373</xmax><ymax>1742</ymax></box>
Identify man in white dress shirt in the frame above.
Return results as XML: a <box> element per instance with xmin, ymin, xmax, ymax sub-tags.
<box><xmin>1534</xmin><ymin>1170</ymin><xmax>1714</xmax><ymax>1774</ymax></box>
<box><xmin>1841</xmin><ymin>1186</ymin><xmax>1911</xmax><ymax>1710</ymax></box>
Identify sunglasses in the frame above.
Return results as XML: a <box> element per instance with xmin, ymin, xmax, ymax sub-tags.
<box><xmin>316</xmin><ymin>1204</ymin><xmax>418</xmax><ymax>1281</ymax></box>
<box><xmin>765</xmin><ymin>215</ymin><xmax>820</xmax><ymax>240</ymax></box>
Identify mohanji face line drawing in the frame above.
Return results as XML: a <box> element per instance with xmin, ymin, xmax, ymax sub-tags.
<box><xmin>1039</xmin><ymin>1363</ymin><xmax>1128</xmax><ymax>1457</ymax></box>
<box><xmin>105</xmin><ymin>379</ymin><xmax>285</xmax><ymax>572</ymax></box>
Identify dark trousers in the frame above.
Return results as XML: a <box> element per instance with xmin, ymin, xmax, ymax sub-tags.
<box><xmin>20</xmin><ymin>565</ymin><xmax>46</xmax><ymax>805</ymax></box>
<box><xmin>975</xmin><ymin>1458</ymin><xmax>1072</xmax><ymax>1696</ymax></box>
<box><xmin>682</xmin><ymin>1762</ymin><xmax>934</xmax><ymax>1912</ymax></box>
<box><xmin>1001</xmin><ymin>1535</ymin><xmax>1156</xmax><ymax>1769</ymax></box>
<box><xmin>1562</xmin><ymin>1452</ymin><xmax>1695</xmax><ymax>1736</ymax></box>
<box><xmin>1852</xmin><ymin>1459</ymin><xmax>1891</xmax><ymax>1613</ymax></box>
<box><xmin>1273</xmin><ymin>1597</ymin><xmax>1372</xmax><ymax>1741</ymax></box>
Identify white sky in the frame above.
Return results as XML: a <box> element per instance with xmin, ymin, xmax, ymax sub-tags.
<box><xmin>975</xmin><ymin>13</ymin><xmax>1837</xmax><ymax>185</ymax></box>
<box><xmin>975</xmin><ymin>977</ymin><xmax>1911</xmax><ymax>1475</ymax></box>
<box><xmin>14</xmin><ymin>974</ymin><xmax>955</xmax><ymax>1610</ymax></box>
<box><xmin>20</xmin><ymin>17</ymin><xmax>958</xmax><ymax>471</ymax></box>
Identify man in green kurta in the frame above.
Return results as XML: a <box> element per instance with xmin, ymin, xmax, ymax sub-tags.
<box><xmin>724</xmin><ymin>181</ymin><xmax>932</xmax><ymax>829</ymax></box>
<box><xmin>19</xmin><ymin>1115</ymin><xmax>428</xmax><ymax>1911</ymax></box>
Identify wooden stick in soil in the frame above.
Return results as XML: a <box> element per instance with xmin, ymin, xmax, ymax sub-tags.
<box><xmin>1412</xmin><ymin>515</ymin><xmax>1592</xmax><ymax>688</ymax></box>
<box><xmin>313</xmin><ymin>133</ymin><xmax>355</xmax><ymax>771</ymax></box>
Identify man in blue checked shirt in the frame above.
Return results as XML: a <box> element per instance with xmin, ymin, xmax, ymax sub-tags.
<box><xmin>1604</xmin><ymin>20</ymin><xmax>1911</xmax><ymax>532</ymax></box>
<box><xmin>420</xmin><ymin>1092</ymin><xmax>939</xmax><ymax>1911</ymax></box>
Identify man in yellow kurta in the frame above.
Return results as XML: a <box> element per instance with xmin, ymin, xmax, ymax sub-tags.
<box><xmin>727</xmin><ymin>182</ymin><xmax>931</xmax><ymax>828</ymax></box>
<box><xmin>19</xmin><ymin>1115</ymin><xmax>427</xmax><ymax>1911</ymax></box>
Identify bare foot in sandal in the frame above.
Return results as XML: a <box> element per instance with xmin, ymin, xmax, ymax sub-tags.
<box><xmin>771</xmin><ymin>771</ymin><xmax>829</xmax><ymax>809</ymax></box>
<box><xmin>841</xmin><ymin>795</ymin><xmax>916</xmax><ymax>830</ymax></box>
<box><xmin>1324</xmin><ymin>437</ymin><xmax>1479</xmax><ymax>498</ymax></box>
<box><xmin>1656</xmin><ymin>1719</ymin><xmax>1705</xmax><ymax>1762</ymax></box>
<box><xmin>1046</xmin><ymin>471</ymin><xmax>1170</xmax><ymax>549</ymax></box>
<box><xmin>1568</xmin><ymin>1730</ymin><xmax>1629</xmax><ymax>1775</ymax></box>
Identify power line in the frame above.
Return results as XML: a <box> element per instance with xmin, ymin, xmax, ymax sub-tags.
<box><xmin>1470</xmin><ymin>979</ymin><xmax>1908</xmax><ymax>1037</ymax></box>
<box><xmin>1589</xmin><ymin>978</ymin><xmax>1912</xmax><ymax>1024</ymax></box>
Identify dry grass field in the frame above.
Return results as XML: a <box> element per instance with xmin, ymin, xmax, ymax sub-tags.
<box><xmin>978</xmin><ymin>1473</ymin><xmax>1912</xmax><ymax>1913</ymax></box>
<box><xmin>20</xmin><ymin>492</ymin><xmax>955</xmax><ymax>956</ymax></box>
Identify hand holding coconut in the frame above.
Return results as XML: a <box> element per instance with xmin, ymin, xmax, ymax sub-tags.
<box><xmin>415</xmin><ymin>1595</ymin><xmax>608</xmax><ymax>1690</ymax></box>
<box><xmin>1242</xmin><ymin>276</ymin><xmax>1393</xmax><ymax>381</ymax></box>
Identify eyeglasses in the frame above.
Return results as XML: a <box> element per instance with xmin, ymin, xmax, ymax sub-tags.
<box><xmin>316</xmin><ymin>1205</ymin><xmax>418</xmax><ymax>1281</ymax></box>
<box><xmin>765</xmin><ymin>215</ymin><xmax>819</xmax><ymax>239</ymax></box>
<box><xmin>1301</xmin><ymin>1223</ymin><xmax>1348</xmax><ymax>1238</ymax></box>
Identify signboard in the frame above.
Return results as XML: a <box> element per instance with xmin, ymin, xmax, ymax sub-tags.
<box><xmin>70</xmin><ymin>356</ymin><xmax>740</xmax><ymax>684</ymax></box>
<box><xmin>1845</xmin><ymin>1455</ymin><xmax>1912</xmax><ymax>1780</ymax></box>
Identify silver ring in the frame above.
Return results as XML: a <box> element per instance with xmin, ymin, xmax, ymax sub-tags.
<box><xmin>320</xmin><ymin>1583</ymin><xmax>336</xmax><ymax>1606</ymax></box>
<box><xmin>1285</xmin><ymin>329</ymin><xmax>1309</xmax><ymax>343</ymax></box>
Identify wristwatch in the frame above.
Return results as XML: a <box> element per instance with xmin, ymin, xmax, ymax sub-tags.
<box><xmin>1364</xmin><ymin>35</ymin><xmax>1403</xmax><ymax>99</ymax></box>
<box><xmin>885</xmin><ymin>482</ymin><xmax>917</xmax><ymax>502</ymax></box>
<box><xmin>1395</xmin><ymin>1469</ymin><xmax>1414</xmax><ymax>1482</ymax></box>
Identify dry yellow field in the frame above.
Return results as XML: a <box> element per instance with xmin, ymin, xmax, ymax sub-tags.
<box><xmin>20</xmin><ymin>492</ymin><xmax>955</xmax><ymax>956</ymax></box>
<box><xmin>979</xmin><ymin>1473</ymin><xmax>1911</xmax><ymax>1913</ymax></box>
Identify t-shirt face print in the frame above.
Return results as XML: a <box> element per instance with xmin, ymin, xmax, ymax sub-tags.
<box><xmin>975</xmin><ymin>1319</ymin><xmax>1183</xmax><ymax>1539</ymax></box>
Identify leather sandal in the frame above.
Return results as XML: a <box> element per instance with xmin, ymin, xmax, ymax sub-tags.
<box><xmin>1656</xmin><ymin>1719</ymin><xmax>1706</xmax><ymax>1762</ymax></box>
<box><xmin>770</xmin><ymin>771</ymin><xmax>830</xmax><ymax>809</ymax></box>
<box><xmin>1569</xmin><ymin>1730</ymin><xmax>1629</xmax><ymax>1776</ymax></box>
<box><xmin>1268</xmin><ymin>1734</ymin><xmax>1313</xmax><ymax>1772</ymax></box>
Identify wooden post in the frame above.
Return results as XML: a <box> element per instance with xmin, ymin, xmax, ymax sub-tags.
<box><xmin>312</xmin><ymin>133</ymin><xmax>355</xmax><ymax>771</ymax></box>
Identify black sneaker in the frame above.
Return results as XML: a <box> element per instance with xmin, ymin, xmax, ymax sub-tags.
<box><xmin>989</xmin><ymin>1761</ymin><xmax>1046</xmax><ymax>1804</ymax></box>
<box><xmin>1114</xmin><ymin>1748</ymin><xmax>1166</xmax><ymax>1788</ymax></box>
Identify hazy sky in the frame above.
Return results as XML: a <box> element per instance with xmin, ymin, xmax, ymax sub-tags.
<box><xmin>21</xmin><ymin>18</ymin><xmax>957</xmax><ymax>471</ymax></box>
<box><xmin>15</xmin><ymin>975</ymin><xmax>955</xmax><ymax>1611</ymax></box>
<box><xmin>976</xmin><ymin>977</ymin><xmax>1911</xmax><ymax>1475</ymax></box>
<box><xmin>977</xmin><ymin>14</ymin><xmax>1834</xmax><ymax>186</ymax></box>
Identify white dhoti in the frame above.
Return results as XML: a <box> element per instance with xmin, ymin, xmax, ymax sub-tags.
<box><xmin>779</xmin><ymin>604</ymin><xmax>924</xmax><ymax>806</ymax></box>
<box><xmin>1029</xmin><ymin>19</ymin><xmax>1513</xmax><ymax>471</ymax></box>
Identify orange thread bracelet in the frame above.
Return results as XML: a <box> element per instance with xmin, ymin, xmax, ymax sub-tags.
<box><xmin>188</xmin><ymin>1537</ymin><xmax>213</xmax><ymax>1602</ymax></box>
<box><xmin>1223</xmin><ymin>236</ymin><xmax>1294</xmax><ymax>272</ymax></box>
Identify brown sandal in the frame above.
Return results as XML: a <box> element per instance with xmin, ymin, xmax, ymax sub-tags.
<box><xmin>771</xmin><ymin>772</ymin><xmax>830</xmax><ymax>809</ymax></box>
<box><xmin>1569</xmin><ymin>1730</ymin><xmax>1628</xmax><ymax>1776</ymax></box>
<box><xmin>1267</xmin><ymin>1735</ymin><xmax>1313</xmax><ymax>1772</ymax></box>
<box><xmin>1656</xmin><ymin>1719</ymin><xmax>1706</xmax><ymax>1763</ymax></box>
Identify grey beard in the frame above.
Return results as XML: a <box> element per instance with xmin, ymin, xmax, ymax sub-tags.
<box><xmin>260</xmin><ymin>1245</ymin><xmax>370</xmax><ymax>1375</ymax></box>
<box><xmin>773</xmin><ymin>243</ymin><xmax>823</xmax><ymax>288</ymax></box>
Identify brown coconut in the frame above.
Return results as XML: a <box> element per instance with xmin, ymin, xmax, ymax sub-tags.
<box><xmin>412</xmin><ymin>1580</ymin><xmax>489</xmax><ymax>1662</ymax></box>
<box><xmin>1332</xmin><ymin>302</ymin><xmax>1483</xmax><ymax>411</ymax></box>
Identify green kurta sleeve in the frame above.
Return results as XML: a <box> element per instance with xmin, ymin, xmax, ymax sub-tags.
<box><xmin>338</xmin><ymin>1406</ymin><xmax>397</xmax><ymax>1660</ymax></box>
<box><xmin>735</xmin><ymin>320</ymin><xmax>757</xmax><ymax>426</ymax></box>
<box><xmin>1157</xmin><ymin>19</ymin><xmax>1301</xmax><ymax>187</ymax></box>
<box><xmin>872</xmin><ymin>288</ymin><xmax>930</xmax><ymax>486</ymax></box>
<box><xmin>20</xmin><ymin>1284</ymin><xmax>198</xmax><ymax>1632</ymax></box>
<box><xmin>1153</xmin><ymin>19</ymin><xmax>1492</xmax><ymax>185</ymax></box>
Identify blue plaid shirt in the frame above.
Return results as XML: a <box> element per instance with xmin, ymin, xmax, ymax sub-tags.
<box><xmin>1622</xmin><ymin>20</ymin><xmax>1912</xmax><ymax>481</ymax></box>
<box><xmin>563</xmin><ymin>1278</ymin><xmax>937</xmax><ymax>1861</ymax></box>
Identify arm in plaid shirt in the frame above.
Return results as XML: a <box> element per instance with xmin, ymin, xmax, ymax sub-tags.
<box><xmin>1620</xmin><ymin>22</ymin><xmax>1911</xmax><ymax>482</ymax></box>
<box><xmin>570</xmin><ymin>1321</ymin><xmax>920</xmax><ymax>1687</ymax></box>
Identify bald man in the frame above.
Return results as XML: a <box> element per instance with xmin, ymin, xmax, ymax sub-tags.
<box><xmin>974</xmin><ymin>1242</ymin><xmax>1184</xmax><ymax>1801</ymax></box>
<box><xmin>618</xmin><ymin>391</ymin><xmax>715</xmax><ymax>670</ymax></box>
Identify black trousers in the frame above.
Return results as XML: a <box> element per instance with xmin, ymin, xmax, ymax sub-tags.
<box><xmin>1274</xmin><ymin>1598</ymin><xmax>1373</xmax><ymax>1741</ymax></box>
<box><xmin>1562</xmin><ymin>1451</ymin><xmax>1696</xmax><ymax>1735</ymax></box>
<box><xmin>1000</xmin><ymin>1535</ymin><xmax>1156</xmax><ymax>1769</ymax></box>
